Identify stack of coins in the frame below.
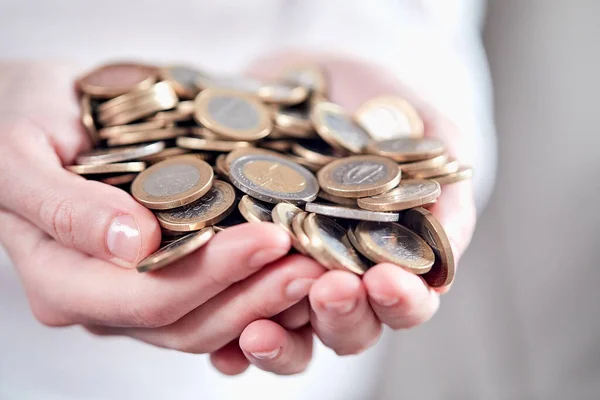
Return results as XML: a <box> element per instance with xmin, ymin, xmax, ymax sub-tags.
<box><xmin>69</xmin><ymin>61</ymin><xmax>472</xmax><ymax>287</ymax></box>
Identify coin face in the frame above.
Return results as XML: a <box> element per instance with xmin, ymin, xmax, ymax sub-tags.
<box><xmin>355</xmin><ymin>96</ymin><xmax>424</xmax><ymax>140</ymax></box>
<box><xmin>317</xmin><ymin>155</ymin><xmax>401</xmax><ymax>198</ymax></box>
<box><xmin>76</xmin><ymin>142</ymin><xmax>166</xmax><ymax>165</ymax></box>
<box><xmin>131</xmin><ymin>155</ymin><xmax>214</xmax><ymax>210</ymax></box>
<box><xmin>354</xmin><ymin>221</ymin><xmax>434</xmax><ymax>274</ymax></box>
<box><xmin>305</xmin><ymin>202</ymin><xmax>399</xmax><ymax>222</ymax></box>
<box><xmin>229</xmin><ymin>154</ymin><xmax>319</xmax><ymax>204</ymax></box>
<box><xmin>136</xmin><ymin>227</ymin><xmax>214</xmax><ymax>273</ymax></box>
<box><xmin>402</xmin><ymin>207</ymin><xmax>455</xmax><ymax>287</ymax></box>
<box><xmin>431</xmin><ymin>166</ymin><xmax>473</xmax><ymax>185</ymax></box>
<box><xmin>311</xmin><ymin>102</ymin><xmax>370</xmax><ymax>153</ymax></box>
<box><xmin>366</xmin><ymin>138</ymin><xmax>445</xmax><ymax>162</ymax></box>
<box><xmin>76</xmin><ymin>62</ymin><xmax>157</xmax><ymax>98</ymax></box>
<box><xmin>66</xmin><ymin>162</ymin><xmax>146</xmax><ymax>175</ymax></box>
<box><xmin>160</xmin><ymin>65</ymin><xmax>204</xmax><ymax>99</ymax></box>
<box><xmin>357</xmin><ymin>179</ymin><xmax>441</xmax><ymax>212</ymax></box>
<box><xmin>238</xmin><ymin>195</ymin><xmax>273</xmax><ymax>223</ymax></box>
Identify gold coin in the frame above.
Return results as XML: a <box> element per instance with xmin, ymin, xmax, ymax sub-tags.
<box><xmin>155</xmin><ymin>180</ymin><xmax>236</xmax><ymax>231</ymax></box>
<box><xmin>76</xmin><ymin>62</ymin><xmax>157</xmax><ymax>98</ymax></box>
<box><xmin>290</xmin><ymin>212</ymin><xmax>313</xmax><ymax>256</ymax></box>
<box><xmin>159</xmin><ymin>65</ymin><xmax>204</xmax><ymax>99</ymax></box>
<box><xmin>303</xmin><ymin>213</ymin><xmax>370</xmax><ymax>275</ymax></box>
<box><xmin>98</xmin><ymin>120</ymin><xmax>168</xmax><ymax>139</ymax></box>
<box><xmin>194</xmin><ymin>89</ymin><xmax>272</xmax><ymax>141</ymax></box>
<box><xmin>80</xmin><ymin>94</ymin><xmax>99</xmax><ymax>146</ymax></box>
<box><xmin>136</xmin><ymin>227</ymin><xmax>214</xmax><ymax>273</ymax></box>
<box><xmin>131</xmin><ymin>155</ymin><xmax>214</xmax><ymax>210</ymax></box>
<box><xmin>404</xmin><ymin>159</ymin><xmax>460</xmax><ymax>179</ymax></box>
<box><xmin>291</xmin><ymin>141</ymin><xmax>342</xmax><ymax>166</ymax></box>
<box><xmin>366</xmin><ymin>138</ymin><xmax>445</xmax><ymax>162</ymax></box>
<box><xmin>357</xmin><ymin>179</ymin><xmax>441</xmax><ymax>212</ymax></box>
<box><xmin>76</xmin><ymin>141</ymin><xmax>166</xmax><ymax>165</ymax></box>
<box><xmin>317</xmin><ymin>155</ymin><xmax>401</xmax><ymax>198</ymax></box>
<box><xmin>317</xmin><ymin>190</ymin><xmax>358</xmax><ymax>207</ymax></box>
<box><xmin>176</xmin><ymin>136</ymin><xmax>253</xmax><ymax>152</ymax></box>
<box><xmin>138</xmin><ymin>147</ymin><xmax>190</xmax><ymax>164</ymax></box>
<box><xmin>311</xmin><ymin>102</ymin><xmax>370</xmax><ymax>154</ymax></box>
<box><xmin>107</xmin><ymin>128</ymin><xmax>187</xmax><ymax>147</ymax></box>
<box><xmin>431</xmin><ymin>166</ymin><xmax>473</xmax><ymax>185</ymax></box>
<box><xmin>238</xmin><ymin>195</ymin><xmax>273</xmax><ymax>223</ymax></box>
<box><xmin>281</xmin><ymin>64</ymin><xmax>328</xmax><ymax>95</ymax></box>
<box><xmin>272</xmin><ymin>203</ymin><xmax>308</xmax><ymax>255</ymax></box>
<box><xmin>257</xmin><ymin>82</ymin><xmax>309</xmax><ymax>105</ymax></box>
<box><xmin>354</xmin><ymin>221</ymin><xmax>434</xmax><ymax>274</ymax></box>
<box><xmin>398</xmin><ymin>154</ymin><xmax>448</xmax><ymax>173</ymax></box>
<box><xmin>403</xmin><ymin>207</ymin><xmax>455</xmax><ymax>288</ymax></box>
<box><xmin>354</xmin><ymin>96</ymin><xmax>424</xmax><ymax>140</ymax></box>
<box><xmin>66</xmin><ymin>162</ymin><xmax>146</xmax><ymax>175</ymax></box>
<box><xmin>100</xmin><ymin>173</ymin><xmax>138</xmax><ymax>186</ymax></box>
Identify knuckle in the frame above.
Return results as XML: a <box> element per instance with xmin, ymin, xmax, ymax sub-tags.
<box><xmin>39</xmin><ymin>196</ymin><xmax>76</xmax><ymax>246</ymax></box>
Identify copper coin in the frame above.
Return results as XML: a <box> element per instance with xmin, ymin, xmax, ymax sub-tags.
<box><xmin>311</xmin><ymin>102</ymin><xmax>370</xmax><ymax>153</ymax></box>
<box><xmin>357</xmin><ymin>179</ymin><xmax>441</xmax><ymax>212</ymax></box>
<box><xmin>107</xmin><ymin>128</ymin><xmax>187</xmax><ymax>147</ymax></box>
<box><xmin>66</xmin><ymin>162</ymin><xmax>146</xmax><ymax>175</ymax></box>
<box><xmin>305</xmin><ymin>202</ymin><xmax>399</xmax><ymax>222</ymax></box>
<box><xmin>76</xmin><ymin>62</ymin><xmax>157</xmax><ymax>98</ymax></box>
<box><xmin>398</xmin><ymin>154</ymin><xmax>448</xmax><ymax>173</ymax></box>
<box><xmin>80</xmin><ymin>94</ymin><xmax>99</xmax><ymax>146</ymax></box>
<box><xmin>405</xmin><ymin>159</ymin><xmax>460</xmax><ymax>179</ymax></box>
<box><xmin>355</xmin><ymin>96</ymin><xmax>424</xmax><ymax>140</ymax></box>
<box><xmin>160</xmin><ymin>65</ymin><xmax>205</xmax><ymax>99</ymax></box>
<box><xmin>98</xmin><ymin>120</ymin><xmax>168</xmax><ymax>139</ymax></box>
<box><xmin>431</xmin><ymin>166</ymin><xmax>473</xmax><ymax>185</ymax></box>
<box><xmin>272</xmin><ymin>203</ymin><xmax>308</xmax><ymax>255</ymax></box>
<box><xmin>366</xmin><ymin>138</ymin><xmax>446</xmax><ymax>162</ymax></box>
<box><xmin>238</xmin><ymin>195</ymin><xmax>273</xmax><ymax>223</ymax></box>
<box><xmin>76</xmin><ymin>142</ymin><xmax>166</xmax><ymax>165</ymax></box>
<box><xmin>176</xmin><ymin>136</ymin><xmax>253</xmax><ymax>152</ymax></box>
<box><xmin>131</xmin><ymin>155</ymin><xmax>214</xmax><ymax>210</ymax></box>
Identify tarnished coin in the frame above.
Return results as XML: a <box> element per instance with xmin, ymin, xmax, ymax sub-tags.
<box><xmin>357</xmin><ymin>179</ymin><xmax>441</xmax><ymax>212</ymax></box>
<box><xmin>139</xmin><ymin>147</ymin><xmax>190</xmax><ymax>164</ymax></box>
<box><xmin>155</xmin><ymin>180</ymin><xmax>236</xmax><ymax>231</ymax></box>
<box><xmin>354</xmin><ymin>221</ymin><xmax>434</xmax><ymax>274</ymax></box>
<box><xmin>292</xmin><ymin>141</ymin><xmax>342</xmax><ymax>166</ymax></box>
<box><xmin>176</xmin><ymin>136</ymin><xmax>252</xmax><ymax>152</ymax></box>
<box><xmin>258</xmin><ymin>82</ymin><xmax>309</xmax><ymax>105</ymax></box>
<box><xmin>317</xmin><ymin>155</ymin><xmax>401</xmax><ymax>198</ymax></box>
<box><xmin>398</xmin><ymin>154</ymin><xmax>448</xmax><ymax>173</ymax></box>
<box><xmin>80</xmin><ymin>95</ymin><xmax>99</xmax><ymax>146</ymax></box>
<box><xmin>100</xmin><ymin>173</ymin><xmax>138</xmax><ymax>186</ymax></box>
<box><xmin>194</xmin><ymin>89</ymin><xmax>272</xmax><ymax>141</ymax></box>
<box><xmin>136</xmin><ymin>227</ymin><xmax>214</xmax><ymax>273</ymax></box>
<box><xmin>76</xmin><ymin>62</ymin><xmax>157</xmax><ymax>98</ymax></box>
<box><xmin>106</xmin><ymin>128</ymin><xmax>187</xmax><ymax>147</ymax></box>
<box><xmin>229</xmin><ymin>154</ymin><xmax>319</xmax><ymax>204</ymax></box>
<box><xmin>281</xmin><ymin>64</ymin><xmax>327</xmax><ymax>95</ymax></box>
<box><xmin>303</xmin><ymin>214</ymin><xmax>370</xmax><ymax>275</ymax></box>
<box><xmin>355</xmin><ymin>96</ymin><xmax>424</xmax><ymax>140</ymax></box>
<box><xmin>272</xmin><ymin>203</ymin><xmax>307</xmax><ymax>255</ymax></box>
<box><xmin>366</xmin><ymin>138</ymin><xmax>445</xmax><ymax>162</ymax></box>
<box><xmin>405</xmin><ymin>159</ymin><xmax>460</xmax><ymax>179</ymax></box>
<box><xmin>238</xmin><ymin>195</ymin><xmax>273</xmax><ymax>222</ymax></box>
<box><xmin>160</xmin><ymin>65</ymin><xmax>205</xmax><ymax>99</ymax></box>
<box><xmin>305</xmin><ymin>202</ymin><xmax>399</xmax><ymax>222</ymax></box>
<box><xmin>431</xmin><ymin>166</ymin><xmax>473</xmax><ymax>185</ymax></box>
<box><xmin>403</xmin><ymin>207</ymin><xmax>455</xmax><ymax>288</ymax></box>
<box><xmin>66</xmin><ymin>162</ymin><xmax>146</xmax><ymax>175</ymax></box>
<box><xmin>131</xmin><ymin>155</ymin><xmax>214</xmax><ymax>210</ymax></box>
<box><xmin>76</xmin><ymin>141</ymin><xmax>165</xmax><ymax>165</ymax></box>
<box><xmin>317</xmin><ymin>190</ymin><xmax>358</xmax><ymax>207</ymax></box>
<box><xmin>311</xmin><ymin>102</ymin><xmax>370</xmax><ymax>153</ymax></box>
<box><xmin>98</xmin><ymin>120</ymin><xmax>168</xmax><ymax>139</ymax></box>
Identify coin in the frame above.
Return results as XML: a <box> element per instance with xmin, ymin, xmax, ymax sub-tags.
<box><xmin>357</xmin><ymin>179</ymin><xmax>441</xmax><ymax>212</ymax></box>
<box><xmin>303</xmin><ymin>214</ymin><xmax>370</xmax><ymax>275</ymax></box>
<box><xmin>271</xmin><ymin>203</ymin><xmax>308</xmax><ymax>255</ymax></box>
<box><xmin>291</xmin><ymin>140</ymin><xmax>342</xmax><ymax>166</ymax></box>
<box><xmin>281</xmin><ymin>64</ymin><xmax>327</xmax><ymax>95</ymax></box>
<box><xmin>139</xmin><ymin>147</ymin><xmax>190</xmax><ymax>164</ymax></box>
<box><xmin>176</xmin><ymin>136</ymin><xmax>253</xmax><ymax>152</ymax></box>
<box><xmin>346</xmin><ymin>225</ymin><xmax>369</xmax><ymax>256</ymax></box>
<box><xmin>317</xmin><ymin>155</ymin><xmax>401</xmax><ymax>198</ymax></box>
<box><xmin>229</xmin><ymin>154</ymin><xmax>319</xmax><ymax>204</ymax></box>
<box><xmin>97</xmin><ymin>84</ymin><xmax>162</xmax><ymax>114</ymax></box>
<box><xmin>136</xmin><ymin>227</ymin><xmax>214</xmax><ymax>273</ymax></box>
<box><xmin>66</xmin><ymin>162</ymin><xmax>146</xmax><ymax>175</ymax></box>
<box><xmin>196</xmin><ymin>75</ymin><xmax>263</xmax><ymax>94</ymax></box>
<box><xmin>150</xmin><ymin>100</ymin><xmax>195</xmax><ymax>123</ymax></box>
<box><xmin>106</xmin><ymin>128</ymin><xmax>187</xmax><ymax>147</ymax></box>
<box><xmin>305</xmin><ymin>202</ymin><xmax>399</xmax><ymax>222</ymax></box>
<box><xmin>80</xmin><ymin>94</ymin><xmax>99</xmax><ymax>146</ymax></box>
<box><xmin>366</xmin><ymin>138</ymin><xmax>445</xmax><ymax>162</ymax></box>
<box><xmin>100</xmin><ymin>173</ymin><xmax>138</xmax><ymax>186</ymax></box>
<box><xmin>398</xmin><ymin>154</ymin><xmax>448</xmax><ymax>173</ymax></box>
<box><xmin>76</xmin><ymin>142</ymin><xmax>166</xmax><ymax>165</ymax></box>
<box><xmin>76</xmin><ymin>62</ymin><xmax>157</xmax><ymax>98</ymax></box>
<box><xmin>155</xmin><ymin>180</ymin><xmax>236</xmax><ymax>231</ymax></box>
<box><xmin>214</xmin><ymin>154</ymin><xmax>230</xmax><ymax>180</ymax></box>
<box><xmin>260</xmin><ymin>140</ymin><xmax>294</xmax><ymax>153</ymax></box>
<box><xmin>238</xmin><ymin>195</ymin><xmax>273</xmax><ymax>222</ymax></box>
<box><xmin>354</xmin><ymin>96</ymin><xmax>424</xmax><ymax>140</ymax></box>
<box><xmin>160</xmin><ymin>65</ymin><xmax>204</xmax><ymax>99</ymax></box>
<box><xmin>131</xmin><ymin>155</ymin><xmax>214</xmax><ymax>210</ymax></box>
<box><xmin>194</xmin><ymin>89</ymin><xmax>272</xmax><ymax>141</ymax></box>
<box><xmin>291</xmin><ymin>212</ymin><xmax>313</xmax><ymax>254</ymax></box>
<box><xmin>402</xmin><ymin>207</ymin><xmax>455</xmax><ymax>287</ymax></box>
<box><xmin>274</xmin><ymin>107</ymin><xmax>313</xmax><ymax>137</ymax></box>
<box><xmin>98</xmin><ymin>120</ymin><xmax>168</xmax><ymax>139</ymax></box>
<box><xmin>431</xmin><ymin>166</ymin><xmax>473</xmax><ymax>185</ymax></box>
<box><xmin>311</xmin><ymin>102</ymin><xmax>370</xmax><ymax>153</ymax></box>
<box><xmin>257</xmin><ymin>82</ymin><xmax>308</xmax><ymax>105</ymax></box>
<box><xmin>223</xmin><ymin>147</ymin><xmax>284</xmax><ymax>176</ymax></box>
<box><xmin>283</xmin><ymin>154</ymin><xmax>322</xmax><ymax>173</ymax></box>
<box><xmin>404</xmin><ymin>159</ymin><xmax>460</xmax><ymax>179</ymax></box>
<box><xmin>189</xmin><ymin>127</ymin><xmax>221</xmax><ymax>140</ymax></box>
<box><xmin>317</xmin><ymin>190</ymin><xmax>358</xmax><ymax>207</ymax></box>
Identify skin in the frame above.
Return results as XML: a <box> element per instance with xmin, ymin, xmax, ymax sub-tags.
<box><xmin>0</xmin><ymin>55</ymin><xmax>476</xmax><ymax>377</ymax></box>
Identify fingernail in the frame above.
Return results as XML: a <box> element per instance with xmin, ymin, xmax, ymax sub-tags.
<box><xmin>106</xmin><ymin>215</ymin><xmax>141</xmax><ymax>265</ymax></box>
<box><xmin>285</xmin><ymin>278</ymin><xmax>316</xmax><ymax>300</ymax></box>
<box><xmin>248</xmin><ymin>247</ymin><xmax>288</xmax><ymax>269</ymax></box>
<box><xmin>324</xmin><ymin>299</ymin><xmax>356</xmax><ymax>314</ymax></box>
<box><xmin>250</xmin><ymin>347</ymin><xmax>281</xmax><ymax>360</ymax></box>
<box><xmin>369</xmin><ymin>294</ymin><xmax>400</xmax><ymax>307</ymax></box>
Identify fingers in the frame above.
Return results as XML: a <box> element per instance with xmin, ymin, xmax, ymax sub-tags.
<box><xmin>363</xmin><ymin>264</ymin><xmax>440</xmax><ymax>330</ymax></box>
<box><xmin>210</xmin><ymin>340</ymin><xmax>250</xmax><ymax>376</ymax></box>
<box><xmin>239</xmin><ymin>320</ymin><xmax>313</xmax><ymax>375</ymax></box>
<box><xmin>272</xmin><ymin>298</ymin><xmax>310</xmax><ymax>330</ymax></box>
<box><xmin>308</xmin><ymin>270</ymin><xmax>381</xmax><ymax>356</ymax></box>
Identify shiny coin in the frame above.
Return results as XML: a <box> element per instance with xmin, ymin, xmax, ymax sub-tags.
<box><xmin>98</xmin><ymin>120</ymin><xmax>168</xmax><ymax>139</ymax></box>
<box><xmin>272</xmin><ymin>203</ymin><xmax>307</xmax><ymax>255</ymax></box>
<box><xmin>189</xmin><ymin>127</ymin><xmax>221</xmax><ymax>140</ymax></box>
<box><xmin>100</xmin><ymin>173</ymin><xmax>138</xmax><ymax>186</ymax></box>
<box><xmin>305</xmin><ymin>202</ymin><xmax>399</xmax><ymax>222</ymax></box>
<box><xmin>355</xmin><ymin>96</ymin><xmax>424</xmax><ymax>140</ymax></box>
<box><xmin>176</xmin><ymin>136</ymin><xmax>252</xmax><ymax>152</ymax></box>
<box><xmin>354</xmin><ymin>221</ymin><xmax>434</xmax><ymax>274</ymax></box>
<box><xmin>281</xmin><ymin>64</ymin><xmax>327</xmax><ymax>95</ymax></box>
<box><xmin>366</xmin><ymin>138</ymin><xmax>445</xmax><ymax>162</ymax></box>
<box><xmin>80</xmin><ymin>95</ymin><xmax>99</xmax><ymax>146</ymax></box>
<box><xmin>398</xmin><ymin>154</ymin><xmax>448</xmax><ymax>173</ymax></box>
<box><xmin>139</xmin><ymin>147</ymin><xmax>190</xmax><ymax>164</ymax></box>
<box><xmin>196</xmin><ymin>75</ymin><xmax>263</xmax><ymax>94</ymax></box>
<box><xmin>224</xmin><ymin>147</ymin><xmax>284</xmax><ymax>176</ymax></box>
<box><xmin>405</xmin><ymin>159</ymin><xmax>460</xmax><ymax>179</ymax></box>
<box><xmin>258</xmin><ymin>82</ymin><xmax>308</xmax><ymax>105</ymax></box>
<box><xmin>238</xmin><ymin>195</ymin><xmax>273</xmax><ymax>222</ymax></box>
<box><xmin>317</xmin><ymin>190</ymin><xmax>358</xmax><ymax>207</ymax></box>
<box><xmin>106</xmin><ymin>128</ymin><xmax>187</xmax><ymax>147</ymax></box>
<box><xmin>155</xmin><ymin>180</ymin><xmax>236</xmax><ymax>231</ymax></box>
<box><xmin>311</xmin><ymin>102</ymin><xmax>370</xmax><ymax>153</ymax></box>
<box><xmin>66</xmin><ymin>162</ymin><xmax>146</xmax><ymax>175</ymax></box>
<box><xmin>346</xmin><ymin>225</ymin><xmax>369</xmax><ymax>256</ymax></box>
<box><xmin>150</xmin><ymin>100</ymin><xmax>195</xmax><ymax>123</ymax></box>
<box><xmin>283</xmin><ymin>154</ymin><xmax>322</xmax><ymax>173</ymax></box>
<box><xmin>229</xmin><ymin>154</ymin><xmax>319</xmax><ymax>204</ymax></box>
<box><xmin>160</xmin><ymin>65</ymin><xmax>204</xmax><ymax>99</ymax></box>
<box><xmin>131</xmin><ymin>155</ymin><xmax>214</xmax><ymax>210</ymax></box>
<box><xmin>214</xmin><ymin>154</ymin><xmax>230</xmax><ymax>180</ymax></box>
<box><xmin>292</xmin><ymin>141</ymin><xmax>342</xmax><ymax>166</ymax></box>
<box><xmin>97</xmin><ymin>81</ymin><xmax>176</xmax><ymax>116</ymax></box>
<box><xmin>403</xmin><ymin>207</ymin><xmax>455</xmax><ymax>287</ymax></box>
<box><xmin>431</xmin><ymin>166</ymin><xmax>473</xmax><ymax>185</ymax></box>
<box><xmin>303</xmin><ymin>214</ymin><xmax>370</xmax><ymax>275</ymax></box>
<box><xmin>317</xmin><ymin>155</ymin><xmax>401</xmax><ymax>198</ymax></box>
<box><xmin>76</xmin><ymin>62</ymin><xmax>157</xmax><ymax>98</ymax></box>
<box><xmin>357</xmin><ymin>179</ymin><xmax>441</xmax><ymax>212</ymax></box>
<box><xmin>260</xmin><ymin>140</ymin><xmax>294</xmax><ymax>153</ymax></box>
<box><xmin>291</xmin><ymin>212</ymin><xmax>312</xmax><ymax>254</ymax></box>
<box><xmin>274</xmin><ymin>106</ymin><xmax>313</xmax><ymax>137</ymax></box>
<box><xmin>136</xmin><ymin>227</ymin><xmax>214</xmax><ymax>273</ymax></box>
<box><xmin>76</xmin><ymin>142</ymin><xmax>166</xmax><ymax>165</ymax></box>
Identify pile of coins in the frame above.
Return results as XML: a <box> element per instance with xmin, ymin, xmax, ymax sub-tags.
<box><xmin>69</xmin><ymin>62</ymin><xmax>472</xmax><ymax>288</ymax></box>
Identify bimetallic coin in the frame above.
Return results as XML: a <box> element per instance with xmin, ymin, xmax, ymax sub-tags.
<box><xmin>66</xmin><ymin>162</ymin><xmax>146</xmax><ymax>175</ymax></box>
<box><xmin>139</xmin><ymin>147</ymin><xmax>190</xmax><ymax>164</ymax></box>
<box><xmin>160</xmin><ymin>65</ymin><xmax>205</xmax><ymax>99</ymax></box>
<box><xmin>257</xmin><ymin>82</ymin><xmax>308</xmax><ymax>105</ymax></box>
<box><xmin>292</xmin><ymin>141</ymin><xmax>342</xmax><ymax>166</ymax></box>
<box><xmin>155</xmin><ymin>180</ymin><xmax>236</xmax><ymax>231</ymax></box>
<box><xmin>405</xmin><ymin>159</ymin><xmax>460</xmax><ymax>179</ymax></box>
<box><xmin>366</xmin><ymin>138</ymin><xmax>445</xmax><ymax>162</ymax></box>
<box><xmin>311</xmin><ymin>102</ymin><xmax>370</xmax><ymax>154</ymax></box>
<box><xmin>398</xmin><ymin>154</ymin><xmax>448</xmax><ymax>173</ymax></box>
<box><xmin>274</xmin><ymin>107</ymin><xmax>313</xmax><ymax>137</ymax></box>
<box><xmin>100</xmin><ymin>173</ymin><xmax>138</xmax><ymax>186</ymax></box>
<box><xmin>305</xmin><ymin>202</ymin><xmax>399</xmax><ymax>222</ymax></box>
<box><xmin>131</xmin><ymin>155</ymin><xmax>214</xmax><ymax>210</ymax></box>
<box><xmin>106</xmin><ymin>128</ymin><xmax>187</xmax><ymax>147</ymax></box>
<box><xmin>272</xmin><ymin>203</ymin><xmax>307</xmax><ymax>255</ymax></box>
<box><xmin>431</xmin><ymin>166</ymin><xmax>473</xmax><ymax>185</ymax></box>
<box><xmin>80</xmin><ymin>95</ymin><xmax>99</xmax><ymax>146</ymax></box>
<box><xmin>317</xmin><ymin>155</ymin><xmax>401</xmax><ymax>198</ymax></box>
<box><xmin>291</xmin><ymin>212</ymin><xmax>312</xmax><ymax>255</ymax></box>
<box><xmin>283</xmin><ymin>154</ymin><xmax>322</xmax><ymax>173</ymax></box>
<box><xmin>176</xmin><ymin>136</ymin><xmax>252</xmax><ymax>152</ymax></box>
<box><xmin>317</xmin><ymin>190</ymin><xmax>358</xmax><ymax>207</ymax></box>
<box><xmin>357</xmin><ymin>179</ymin><xmax>441</xmax><ymax>212</ymax></box>
<box><xmin>76</xmin><ymin>142</ymin><xmax>166</xmax><ymax>165</ymax></box>
<box><xmin>238</xmin><ymin>195</ymin><xmax>273</xmax><ymax>223</ymax></box>
<box><xmin>403</xmin><ymin>208</ymin><xmax>455</xmax><ymax>288</ymax></box>
<box><xmin>281</xmin><ymin>64</ymin><xmax>327</xmax><ymax>95</ymax></box>
<box><xmin>136</xmin><ymin>227</ymin><xmax>214</xmax><ymax>273</ymax></box>
<box><xmin>150</xmin><ymin>101</ymin><xmax>195</xmax><ymax>123</ymax></box>
<box><xmin>98</xmin><ymin>120</ymin><xmax>168</xmax><ymax>139</ymax></box>
<box><xmin>76</xmin><ymin>62</ymin><xmax>157</xmax><ymax>98</ymax></box>
<box><xmin>303</xmin><ymin>214</ymin><xmax>370</xmax><ymax>275</ymax></box>
<box><xmin>355</xmin><ymin>96</ymin><xmax>424</xmax><ymax>140</ymax></box>
<box><xmin>346</xmin><ymin>226</ymin><xmax>369</xmax><ymax>257</ymax></box>
<box><xmin>229</xmin><ymin>154</ymin><xmax>319</xmax><ymax>205</ymax></box>
<box><xmin>260</xmin><ymin>140</ymin><xmax>294</xmax><ymax>153</ymax></box>
<box><xmin>354</xmin><ymin>221</ymin><xmax>434</xmax><ymax>274</ymax></box>
<box><xmin>224</xmin><ymin>148</ymin><xmax>284</xmax><ymax>176</ymax></box>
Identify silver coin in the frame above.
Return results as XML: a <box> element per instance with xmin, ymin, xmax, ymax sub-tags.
<box><xmin>312</xmin><ymin>103</ymin><xmax>371</xmax><ymax>153</ymax></box>
<box><xmin>331</xmin><ymin>160</ymin><xmax>388</xmax><ymax>186</ymax></box>
<box><xmin>238</xmin><ymin>195</ymin><xmax>273</xmax><ymax>222</ymax></box>
<box><xmin>207</xmin><ymin>95</ymin><xmax>260</xmax><ymax>131</ymax></box>
<box><xmin>143</xmin><ymin>164</ymin><xmax>201</xmax><ymax>197</ymax></box>
<box><xmin>357</xmin><ymin>179</ymin><xmax>441</xmax><ymax>211</ymax></box>
<box><xmin>305</xmin><ymin>202</ymin><xmax>399</xmax><ymax>222</ymax></box>
<box><xmin>159</xmin><ymin>183</ymin><xmax>226</xmax><ymax>222</ymax></box>
<box><xmin>76</xmin><ymin>141</ymin><xmax>165</xmax><ymax>165</ymax></box>
<box><xmin>229</xmin><ymin>154</ymin><xmax>319</xmax><ymax>204</ymax></box>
